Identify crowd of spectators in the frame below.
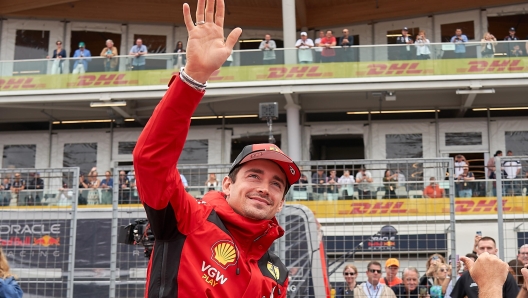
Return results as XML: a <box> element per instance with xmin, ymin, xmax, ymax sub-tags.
<box><xmin>335</xmin><ymin>234</ymin><xmax>526</xmax><ymax>298</ymax></box>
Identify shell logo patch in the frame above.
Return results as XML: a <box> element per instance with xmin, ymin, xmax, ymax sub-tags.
<box><xmin>211</xmin><ymin>240</ymin><xmax>238</xmax><ymax>269</ymax></box>
<box><xmin>267</xmin><ymin>262</ymin><xmax>280</xmax><ymax>280</ymax></box>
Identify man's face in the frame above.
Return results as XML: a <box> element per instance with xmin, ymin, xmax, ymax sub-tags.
<box><xmin>510</xmin><ymin>30</ymin><xmax>515</xmax><ymax>35</ymax></box>
<box><xmin>343</xmin><ymin>29</ymin><xmax>349</xmax><ymax>36</ymax></box>
<box><xmin>317</xmin><ymin>170</ymin><xmax>323</xmax><ymax>176</ymax></box>
<box><xmin>386</xmin><ymin>265</ymin><xmax>399</xmax><ymax>279</ymax></box>
<box><xmin>106</xmin><ymin>172</ymin><xmax>111</xmax><ymax>179</ymax></box>
<box><xmin>518</xmin><ymin>247</ymin><xmax>528</xmax><ymax>264</ymax></box>
<box><xmin>403</xmin><ymin>270</ymin><xmax>418</xmax><ymax>292</ymax></box>
<box><xmin>222</xmin><ymin>159</ymin><xmax>286</xmax><ymax>220</ymax></box>
<box><xmin>319</xmin><ymin>31</ymin><xmax>324</xmax><ymax>38</ymax></box>
<box><xmin>120</xmin><ymin>171</ymin><xmax>126</xmax><ymax>179</ymax></box>
<box><xmin>326</xmin><ymin>31</ymin><xmax>332</xmax><ymax>38</ymax></box>
<box><xmin>508</xmin><ymin>151</ymin><xmax>513</xmax><ymax>156</ymax></box>
<box><xmin>477</xmin><ymin>239</ymin><xmax>498</xmax><ymax>255</ymax></box>
<box><xmin>367</xmin><ymin>265</ymin><xmax>382</xmax><ymax>285</ymax></box>
<box><xmin>136</xmin><ymin>39</ymin><xmax>142</xmax><ymax>46</ymax></box>
<box><xmin>265</xmin><ymin>35</ymin><xmax>271</xmax><ymax>41</ymax></box>
<box><xmin>463</xmin><ymin>166</ymin><xmax>469</xmax><ymax>173</ymax></box>
<box><xmin>430</xmin><ymin>179</ymin><xmax>436</xmax><ymax>186</ymax></box>
<box><xmin>330</xmin><ymin>171</ymin><xmax>336</xmax><ymax>177</ymax></box>
<box><xmin>301</xmin><ymin>35</ymin><xmax>307</xmax><ymax>41</ymax></box>
<box><xmin>344</xmin><ymin>171</ymin><xmax>350</xmax><ymax>177</ymax></box>
<box><xmin>14</xmin><ymin>174</ymin><xmax>20</xmax><ymax>181</ymax></box>
<box><xmin>402</xmin><ymin>30</ymin><xmax>408</xmax><ymax>36</ymax></box>
<box><xmin>456</xmin><ymin>29</ymin><xmax>462</xmax><ymax>36</ymax></box>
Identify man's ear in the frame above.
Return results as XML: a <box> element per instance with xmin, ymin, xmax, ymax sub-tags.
<box><xmin>222</xmin><ymin>176</ymin><xmax>233</xmax><ymax>197</ymax></box>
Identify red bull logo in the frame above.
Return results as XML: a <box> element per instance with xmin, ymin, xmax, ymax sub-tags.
<box><xmin>33</xmin><ymin>235</ymin><xmax>60</xmax><ymax>247</ymax></box>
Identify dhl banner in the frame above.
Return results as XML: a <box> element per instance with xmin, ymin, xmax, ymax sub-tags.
<box><xmin>287</xmin><ymin>196</ymin><xmax>527</xmax><ymax>218</ymax></box>
<box><xmin>1</xmin><ymin>57</ymin><xmax>527</xmax><ymax>91</ymax></box>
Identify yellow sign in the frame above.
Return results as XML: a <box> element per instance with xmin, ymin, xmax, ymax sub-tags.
<box><xmin>1</xmin><ymin>58</ymin><xmax>527</xmax><ymax>91</ymax></box>
<box><xmin>287</xmin><ymin>196</ymin><xmax>527</xmax><ymax>218</ymax></box>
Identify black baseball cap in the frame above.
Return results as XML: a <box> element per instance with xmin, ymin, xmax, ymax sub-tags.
<box><xmin>402</xmin><ymin>27</ymin><xmax>409</xmax><ymax>31</ymax></box>
<box><xmin>229</xmin><ymin>143</ymin><xmax>300</xmax><ymax>186</ymax></box>
<box><xmin>510</xmin><ymin>27</ymin><xmax>516</xmax><ymax>31</ymax></box>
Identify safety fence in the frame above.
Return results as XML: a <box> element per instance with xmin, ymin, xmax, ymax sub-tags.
<box><xmin>1</xmin><ymin>156</ymin><xmax>527</xmax><ymax>297</ymax></box>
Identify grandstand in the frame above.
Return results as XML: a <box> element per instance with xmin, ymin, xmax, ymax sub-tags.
<box><xmin>1</xmin><ymin>0</ymin><xmax>528</xmax><ymax>297</ymax></box>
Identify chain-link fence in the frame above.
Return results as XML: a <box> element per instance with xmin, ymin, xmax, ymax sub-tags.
<box><xmin>0</xmin><ymin>167</ymin><xmax>79</xmax><ymax>298</ymax></box>
<box><xmin>3</xmin><ymin>155</ymin><xmax>528</xmax><ymax>297</ymax></box>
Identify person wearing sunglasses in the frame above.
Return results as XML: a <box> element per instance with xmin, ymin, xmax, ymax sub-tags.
<box><xmin>355</xmin><ymin>261</ymin><xmax>396</xmax><ymax>298</ymax></box>
<box><xmin>429</xmin><ymin>264</ymin><xmax>448</xmax><ymax>298</ymax></box>
<box><xmin>47</xmin><ymin>40</ymin><xmax>67</xmax><ymax>74</ymax></box>
<box><xmin>337</xmin><ymin>264</ymin><xmax>360</xmax><ymax>298</ymax></box>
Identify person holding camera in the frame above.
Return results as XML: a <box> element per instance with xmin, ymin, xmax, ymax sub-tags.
<box><xmin>259</xmin><ymin>34</ymin><xmax>277</xmax><ymax>64</ymax></box>
<box><xmin>450</xmin><ymin>28</ymin><xmax>468</xmax><ymax>58</ymax></box>
<box><xmin>133</xmin><ymin>0</ymin><xmax>298</xmax><ymax>296</ymax></box>
<box><xmin>415</xmin><ymin>30</ymin><xmax>431</xmax><ymax>60</ymax></box>
<box><xmin>481</xmin><ymin>32</ymin><xmax>497</xmax><ymax>58</ymax></box>
<box><xmin>295</xmin><ymin>32</ymin><xmax>314</xmax><ymax>63</ymax></box>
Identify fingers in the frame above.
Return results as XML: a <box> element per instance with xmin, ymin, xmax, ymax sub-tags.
<box><xmin>215</xmin><ymin>0</ymin><xmax>225</xmax><ymax>27</ymax></box>
<box><xmin>183</xmin><ymin>3</ymin><xmax>194</xmax><ymax>32</ymax></box>
<box><xmin>522</xmin><ymin>268</ymin><xmax>528</xmax><ymax>281</ymax></box>
<box><xmin>225</xmin><ymin>27</ymin><xmax>242</xmax><ymax>50</ymax></box>
<box><xmin>196</xmin><ymin>0</ymin><xmax>206</xmax><ymax>22</ymax></box>
<box><xmin>205</xmin><ymin>0</ymin><xmax>215</xmax><ymax>23</ymax></box>
<box><xmin>460</xmin><ymin>256</ymin><xmax>474</xmax><ymax>272</ymax></box>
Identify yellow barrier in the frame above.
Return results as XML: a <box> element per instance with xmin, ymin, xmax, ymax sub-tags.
<box><xmin>287</xmin><ymin>196</ymin><xmax>527</xmax><ymax>218</ymax></box>
<box><xmin>1</xmin><ymin>58</ymin><xmax>527</xmax><ymax>91</ymax></box>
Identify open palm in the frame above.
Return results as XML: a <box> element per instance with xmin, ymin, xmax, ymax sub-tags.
<box><xmin>182</xmin><ymin>0</ymin><xmax>242</xmax><ymax>83</ymax></box>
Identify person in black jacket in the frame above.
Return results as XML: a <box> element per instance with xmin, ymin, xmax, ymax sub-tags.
<box><xmin>336</xmin><ymin>264</ymin><xmax>360</xmax><ymax>298</ymax></box>
<box><xmin>395</xmin><ymin>27</ymin><xmax>414</xmax><ymax>60</ymax></box>
<box><xmin>392</xmin><ymin>267</ymin><xmax>428</xmax><ymax>298</ymax></box>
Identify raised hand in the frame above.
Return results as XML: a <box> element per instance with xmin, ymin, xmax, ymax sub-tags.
<box><xmin>461</xmin><ymin>252</ymin><xmax>507</xmax><ymax>298</ymax></box>
<box><xmin>183</xmin><ymin>0</ymin><xmax>242</xmax><ymax>83</ymax></box>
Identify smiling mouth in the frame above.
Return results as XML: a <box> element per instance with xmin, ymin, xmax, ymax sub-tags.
<box><xmin>248</xmin><ymin>195</ymin><xmax>271</xmax><ymax>205</ymax></box>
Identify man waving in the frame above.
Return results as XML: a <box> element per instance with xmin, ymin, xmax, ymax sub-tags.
<box><xmin>132</xmin><ymin>0</ymin><xmax>300</xmax><ymax>297</ymax></box>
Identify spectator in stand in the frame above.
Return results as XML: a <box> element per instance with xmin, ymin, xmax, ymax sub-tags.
<box><xmin>383</xmin><ymin>169</ymin><xmax>398</xmax><ymax>198</ymax></box>
<box><xmin>415</xmin><ymin>30</ymin><xmax>431</xmax><ymax>60</ymax></box>
<box><xmin>503</xmin><ymin>150</ymin><xmax>522</xmax><ymax>196</ymax></box>
<box><xmin>396</xmin><ymin>27</ymin><xmax>414</xmax><ymax>60</ymax></box>
<box><xmin>510</xmin><ymin>44</ymin><xmax>524</xmax><ymax>57</ymax></box>
<box><xmin>0</xmin><ymin>178</ymin><xmax>11</xmax><ymax>206</ymax></box>
<box><xmin>505</xmin><ymin>27</ymin><xmax>520</xmax><ymax>58</ymax></box>
<box><xmin>47</xmin><ymin>40</ymin><xmax>66</xmax><ymax>74</ymax></box>
<box><xmin>505</xmin><ymin>27</ymin><xmax>519</xmax><ymax>41</ymax></box>
<box><xmin>354</xmin><ymin>261</ymin><xmax>396</xmax><ymax>298</ymax></box>
<box><xmin>295</xmin><ymin>32</ymin><xmax>314</xmax><ymax>64</ymax></box>
<box><xmin>392</xmin><ymin>267</ymin><xmax>426</xmax><ymax>298</ymax></box>
<box><xmin>314</xmin><ymin>30</ymin><xmax>325</xmax><ymax>63</ymax></box>
<box><xmin>78</xmin><ymin>172</ymin><xmax>89</xmax><ymax>205</ymax></box>
<box><xmin>395</xmin><ymin>169</ymin><xmax>407</xmax><ymax>189</ymax></box>
<box><xmin>100</xmin><ymin>170</ymin><xmax>113</xmax><ymax>204</ymax></box>
<box><xmin>336</xmin><ymin>264</ymin><xmax>360</xmax><ymax>298</ymax></box>
<box><xmin>429</xmin><ymin>263</ymin><xmax>449</xmax><ymax>298</ymax></box>
<box><xmin>129</xmin><ymin>38</ymin><xmax>148</xmax><ymax>70</ymax></box>
<box><xmin>0</xmin><ymin>246</ymin><xmax>24</xmax><ymax>297</ymax></box>
<box><xmin>293</xmin><ymin>173</ymin><xmax>309</xmax><ymax>192</ymax></box>
<box><xmin>487</xmin><ymin>150</ymin><xmax>502</xmax><ymax>196</ymax></box>
<box><xmin>205</xmin><ymin>173</ymin><xmax>219</xmax><ymax>192</ymax></box>
<box><xmin>259</xmin><ymin>34</ymin><xmax>277</xmax><ymax>65</ymax></box>
<box><xmin>451</xmin><ymin>236</ymin><xmax>519</xmax><ymax>298</ymax></box>
<box><xmin>424</xmin><ymin>177</ymin><xmax>445</xmax><ymax>198</ymax></box>
<box><xmin>100</xmin><ymin>39</ymin><xmax>118</xmax><ymax>71</ymax></box>
<box><xmin>72</xmin><ymin>42</ymin><xmax>92</xmax><ymax>74</ymax></box>
<box><xmin>420</xmin><ymin>254</ymin><xmax>446</xmax><ymax>288</ymax></box>
<box><xmin>26</xmin><ymin>172</ymin><xmax>44</xmax><ymax>205</ymax></box>
<box><xmin>10</xmin><ymin>173</ymin><xmax>25</xmax><ymax>200</ymax></box>
<box><xmin>481</xmin><ymin>32</ymin><xmax>497</xmax><ymax>58</ymax></box>
<box><xmin>312</xmin><ymin>166</ymin><xmax>327</xmax><ymax>201</ymax></box>
<box><xmin>456</xmin><ymin>165</ymin><xmax>475</xmax><ymax>197</ymax></box>
<box><xmin>356</xmin><ymin>167</ymin><xmax>374</xmax><ymax>199</ymax></box>
<box><xmin>87</xmin><ymin>170</ymin><xmax>101</xmax><ymax>204</ymax></box>
<box><xmin>454</xmin><ymin>154</ymin><xmax>467</xmax><ymax>178</ymax></box>
<box><xmin>380</xmin><ymin>258</ymin><xmax>402</xmax><ymax>287</ymax></box>
<box><xmin>338</xmin><ymin>29</ymin><xmax>355</xmax><ymax>62</ymax></box>
<box><xmin>450</xmin><ymin>28</ymin><xmax>468</xmax><ymax>58</ymax></box>
<box><xmin>117</xmin><ymin>170</ymin><xmax>130</xmax><ymax>204</ymax></box>
<box><xmin>173</xmin><ymin>41</ymin><xmax>187</xmax><ymax>69</ymax></box>
<box><xmin>338</xmin><ymin>170</ymin><xmax>355</xmax><ymax>198</ymax></box>
<box><xmin>327</xmin><ymin>170</ymin><xmax>339</xmax><ymax>196</ymax></box>
<box><xmin>320</xmin><ymin>30</ymin><xmax>337</xmax><ymax>63</ymax></box>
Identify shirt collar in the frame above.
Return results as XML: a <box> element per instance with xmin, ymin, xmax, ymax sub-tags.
<box><xmin>365</xmin><ymin>281</ymin><xmax>382</xmax><ymax>290</ymax></box>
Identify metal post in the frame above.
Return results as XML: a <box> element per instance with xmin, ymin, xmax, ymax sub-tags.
<box><xmin>448</xmin><ymin>158</ymin><xmax>457</xmax><ymax>286</ymax></box>
<box><xmin>48</xmin><ymin>120</ymin><xmax>53</xmax><ymax>167</ymax></box>
<box><xmin>221</xmin><ymin>114</ymin><xmax>225</xmax><ymax>164</ymax></box>
<box><xmin>495</xmin><ymin>156</ymin><xmax>505</xmax><ymax>260</ymax></box>
<box><xmin>109</xmin><ymin>120</ymin><xmax>114</xmax><ymax>163</ymax></box>
<box><xmin>368</xmin><ymin>112</ymin><xmax>372</xmax><ymax>159</ymax></box>
<box><xmin>435</xmin><ymin>109</ymin><xmax>440</xmax><ymax>157</ymax></box>
<box><xmin>66</xmin><ymin>167</ymin><xmax>80</xmax><ymax>298</ymax></box>
<box><xmin>487</xmin><ymin>108</ymin><xmax>491</xmax><ymax>156</ymax></box>
<box><xmin>109</xmin><ymin>169</ymin><xmax>120</xmax><ymax>298</ymax></box>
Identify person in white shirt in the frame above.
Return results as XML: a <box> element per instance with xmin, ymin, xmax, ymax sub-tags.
<box><xmin>338</xmin><ymin>170</ymin><xmax>355</xmax><ymax>198</ymax></box>
<box><xmin>415</xmin><ymin>30</ymin><xmax>431</xmax><ymax>59</ymax></box>
<box><xmin>454</xmin><ymin>154</ymin><xmax>467</xmax><ymax>178</ymax></box>
<box><xmin>502</xmin><ymin>150</ymin><xmax>522</xmax><ymax>196</ymax></box>
<box><xmin>356</xmin><ymin>167</ymin><xmax>374</xmax><ymax>199</ymax></box>
<box><xmin>354</xmin><ymin>261</ymin><xmax>396</xmax><ymax>298</ymax></box>
<box><xmin>295</xmin><ymin>32</ymin><xmax>314</xmax><ymax>63</ymax></box>
<box><xmin>314</xmin><ymin>30</ymin><xmax>325</xmax><ymax>63</ymax></box>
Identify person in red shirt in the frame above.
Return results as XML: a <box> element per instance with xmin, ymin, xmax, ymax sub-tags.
<box><xmin>133</xmin><ymin>1</ymin><xmax>299</xmax><ymax>297</ymax></box>
<box><xmin>380</xmin><ymin>258</ymin><xmax>403</xmax><ymax>287</ymax></box>
<box><xmin>424</xmin><ymin>177</ymin><xmax>445</xmax><ymax>198</ymax></box>
<box><xmin>320</xmin><ymin>30</ymin><xmax>337</xmax><ymax>62</ymax></box>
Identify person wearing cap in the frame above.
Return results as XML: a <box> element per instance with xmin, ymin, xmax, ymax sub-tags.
<box><xmin>129</xmin><ymin>38</ymin><xmax>148</xmax><ymax>70</ymax></box>
<box><xmin>396</xmin><ymin>27</ymin><xmax>414</xmax><ymax>60</ymax></box>
<box><xmin>295</xmin><ymin>32</ymin><xmax>314</xmax><ymax>64</ymax></box>
<box><xmin>505</xmin><ymin>27</ymin><xmax>519</xmax><ymax>41</ymax></box>
<box><xmin>72</xmin><ymin>42</ymin><xmax>92</xmax><ymax>74</ymax></box>
<box><xmin>132</xmin><ymin>1</ymin><xmax>291</xmax><ymax>296</ymax></box>
<box><xmin>380</xmin><ymin>258</ymin><xmax>403</xmax><ymax>287</ymax></box>
<box><xmin>339</xmin><ymin>29</ymin><xmax>355</xmax><ymax>62</ymax></box>
<box><xmin>26</xmin><ymin>172</ymin><xmax>44</xmax><ymax>205</ymax></box>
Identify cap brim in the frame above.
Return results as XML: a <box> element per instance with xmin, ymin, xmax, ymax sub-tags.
<box><xmin>238</xmin><ymin>151</ymin><xmax>300</xmax><ymax>185</ymax></box>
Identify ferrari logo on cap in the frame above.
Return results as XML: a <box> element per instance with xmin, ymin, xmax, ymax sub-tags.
<box><xmin>289</xmin><ymin>166</ymin><xmax>296</xmax><ymax>175</ymax></box>
<box><xmin>269</xmin><ymin>146</ymin><xmax>279</xmax><ymax>151</ymax></box>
